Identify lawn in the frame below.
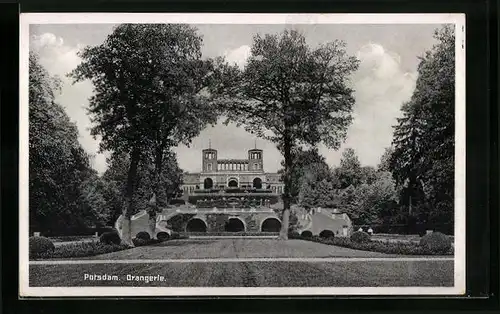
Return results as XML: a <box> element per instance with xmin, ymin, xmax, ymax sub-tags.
<box><xmin>28</xmin><ymin>238</ymin><xmax>454</xmax><ymax>287</ymax></box>
<box><xmin>29</xmin><ymin>259</ymin><xmax>453</xmax><ymax>287</ymax></box>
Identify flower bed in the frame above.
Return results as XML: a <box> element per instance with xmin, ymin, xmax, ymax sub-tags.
<box><xmin>288</xmin><ymin>234</ymin><xmax>454</xmax><ymax>255</ymax></box>
<box><xmin>30</xmin><ymin>241</ymin><xmax>130</xmax><ymax>260</ymax></box>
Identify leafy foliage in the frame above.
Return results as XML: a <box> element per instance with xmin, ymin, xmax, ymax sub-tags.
<box><xmin>212</xmin><ymin>30</ymin><xmax>359</xmax><ymax>238</ymax></box>
<box><xmin>30</xmin><ymin>241</ymin><xmax>130</xmax><ymax>260</ymax></box>
<box><xmin>29</xmin><ymin>53</ymin><xmax>98</xmax><ymax>235</ymax></box>
<box><xmin>99</xmin><ymin>231</ymin><xmax>121</xmax><ymax>245</ymax></box>
<box><xmin>29</xmin><ymin>236</ymin><xmax>55</xmax><ymax>254</ymax></box>
<box><xmin>292</xmin><ymin>234</ymin><xmax>453</xmax><ymax>255</ymax></box>
<box><xmin>70</xmin><ymin>24</ymin><xmax>218</xmax><ymax>245</ymax></box>
<box><xmin>102</xmin><ymin>151</ymin><xmax>183</xmax><ymax>217</ymax></box>
<box><xmin>390</xmin><ymin>25</ymin><xmax>455</xmax><ymax>226</ymax></box>
<box><xmin>350</xmin><ymin>231</ymin><xmax>370</xmax><ymax>243</ymax></box>
<box><xmin>419</xmin><ymin>231</ymin><xmax>452</xmax><ymax>254</ymax></box>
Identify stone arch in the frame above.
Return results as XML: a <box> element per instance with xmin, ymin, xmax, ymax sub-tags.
<box><xmin>227</xmin><ymin>177</ymin><xmax>239</xmax><ymax>187</ymax></box>
<box><xmin>252</xmin><ymin>177</ymin><xmax>263</xmax><ymax>189</ymax></box>
<box><xmin>203</xmin><ymin>178</ymin><xmax>213</xmax><ymax>189</ymax></box>
<box><xmin>260</xmin><ymin>217</ymin><xmax>282</xmax><ymax>232</ymax></box>
<box><xmin>224</xmin><ymin>217</ymin><xmax>246</xmax><ymax>232</ymax></box>
<box><xmin>185</xmin><ymin>217</ymin><xmax>207</xmax><ymax>232</ymax></box>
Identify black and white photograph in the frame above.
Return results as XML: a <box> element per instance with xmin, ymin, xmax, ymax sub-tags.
<box><xmin>19</xmin><ymin>13</ymin><xmax>465</xmax><ymax>296</ymax></box>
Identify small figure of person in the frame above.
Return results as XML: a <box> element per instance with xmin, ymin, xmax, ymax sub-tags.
<box><xmin>367</xmin><ymin>227</ymin><xmax>374</xmax><ymax>235</ymax></box>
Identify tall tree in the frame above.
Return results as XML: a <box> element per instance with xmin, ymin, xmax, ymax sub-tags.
<box><xmin>29</xmin><ymin>53</ymin><xmax>94</xmax><ymax>235</ymax></box>
<box><xmin>212</xmin><ymin>30</ymin><xmax>359</xmax><ymax>239</ymax></box>
<box><xmin>134</xmin><ymin>25</ymin><xmax>218</xmax><ymax>237</ymax></box>
<box><xmin>390</xmin><ymin>25</ymin><xmax>455</xmax><ymax>227</ymax></box>
<box><xmin>71</xmin><ymin>24</ymin><xmax>216</xmax><ymax>244</ymax></box>
<box><xmin>334</xmin><ymin>148</ymin><xmax>363</xmax><ymax>188</ymax></box>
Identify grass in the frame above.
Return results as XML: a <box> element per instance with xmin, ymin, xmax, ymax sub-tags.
<box><xmin>29</xmin><ymin>259</ymin><xmax>454</xmax><ymax>287</ymax></box>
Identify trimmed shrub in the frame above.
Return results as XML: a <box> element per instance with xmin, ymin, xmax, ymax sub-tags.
<box><xmin>157</xmin><ymin>232</ymin><xmax>170</xmax><ymax>241</ymax></box>
<box><xmin>132</xmin><ymin>238</ymin><xmax>148</xmax><ymax>246</ymax></box>
<box><xmin>301</xmin><ymin>230</ymin><xmax>313</xmax><ymax>238</ymax></box>
<box><xmin>319</xmin><ymin>230</ymin><xmax>335</xmax><ymax>239</ymax></box>
<box><xmin>419</xmin><ymin>232</ymin><xmax>452</xmax><ymax>254</ymax></box>
<box><xmin>136</xmin><ymin>231</ymin><xmax>151</xmax><ymax>240</ymax></box>
<box><xmin>288</xmin><ymin>231</ymin><xmax>301</xmax><ymax>239</ymax></box>
<box><xmin>99</xmin><ymin>231</ymin><xmax>121</xmax><ymax>245</ymax></box>
<box><xmin>350</xmin><ymin>231</ymin><xmax>370</xmax><ymax>243</ymax></box>
<box><xmin>29</xmin><ymin>236</ymin><xmax>55</xmax><ymax>254</ymax></box>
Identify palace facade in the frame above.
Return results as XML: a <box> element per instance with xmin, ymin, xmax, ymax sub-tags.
<box><xmin>181</xmin><ymin>147</ymin><xmax>285</xmax><ymax>195</ymax></box>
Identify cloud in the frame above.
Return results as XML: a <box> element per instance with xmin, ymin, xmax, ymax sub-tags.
<box><xmin>29</xmin><ymin>33</ymin><xmax>416</xmax><ymax>175</ymax></box>
<box><xmin>319</xmin><ymin>43</ymin><xmax>416</xmax><ymax>168</ymax></box>
<box><xmin>31</xmin><ymin>33</ymin><xmax>108</xmax><ymax>173</ymax></box>
<box><xmin>223</xmin><ymin>45</ymin><xmax>251</xmax><ymax>69</ymax></box>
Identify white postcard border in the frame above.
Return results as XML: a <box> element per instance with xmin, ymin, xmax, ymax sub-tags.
<box><xmin>19</xmin><ymin>13</ymin><xmax>466</xmax><ymax>297</ymax></box>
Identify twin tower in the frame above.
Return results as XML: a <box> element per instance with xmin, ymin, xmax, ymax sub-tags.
<box><xmin>202</xmin><ymin>147</ymin><xmax>264</xmax><ymax>173</ymax></box>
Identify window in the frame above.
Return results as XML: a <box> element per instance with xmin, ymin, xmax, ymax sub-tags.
<box><xmin>207</xmin><ymin>163</ymin><xmax>212</xmax><ymax>171</ymax></box>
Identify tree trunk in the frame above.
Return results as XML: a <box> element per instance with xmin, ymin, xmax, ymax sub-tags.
<box><xmin>122</xmin><ymin>146</ymin><xmax>140</xmax><ymax>247</ymax></box>
<box><xmin>148</xmin><ymin>212</ymin><xmax>157</xmax><ymax>239</ymax></box>
<box><xmin>149</xmin><ymin>146</ymin><xmax>164</xmax><ymax>239</ymax></box>
<box><xmin>279</xmin><ymin>134</ymin><xmax>293</xmax><ymax>240</ymax></box>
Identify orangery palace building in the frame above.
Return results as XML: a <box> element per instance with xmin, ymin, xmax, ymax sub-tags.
<box><xmin>180</xmin><ymin>146</ymin><xmax>285</xmax><ymax>195</ymax></box>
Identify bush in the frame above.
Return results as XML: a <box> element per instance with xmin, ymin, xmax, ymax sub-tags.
<box><xmin>157</xmin><ymin>232</ymin><xmax>170</xmax><ymax>241</ymax></box>
<box><xmin>30</xmin><ymin>241</ymin><xmax>129</xmax><ymax>260</ymax></box>
<box><xmin>301</xmin><ymin>230</ymin><xmax>313</xmax><ymax>238</ymax></box>
<box><xmin>288</xmin><ymin>231</ymin><xmax>301</xmax><ymax>239</ymax></box>
<box><xmin>132</xmin><ymin>238</ymin><xmax>148</xmax><ymax>246</ymax></box>
<box><xmin>319</xmin><ymin>230</ymin><xmax>335</xmax><ymax>239</ymax></box>
<box><xmin>136</xmin><ymin>231</ymin><xmax>151</xmax><ymax>240</ymax></box>
<box><xmin>350</xmin><ymin>231</ymin><xmax>370</xmax><ymax>243</ymax></box>
<box><xmin>29</xmin><ymin>236</ymin><xmax>55</xmax><ymax>255</ymax></box>
<box><xmin>419</xmin><ymin>232</ymin><xmax>452</xmax><ymax>254</ymax></box>
<box><xmin>99</xmin><ymin>231</ymin><xmax>121</xmax><ymax>245</ymax></box>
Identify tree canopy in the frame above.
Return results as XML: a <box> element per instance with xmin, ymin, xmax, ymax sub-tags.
<box><xmin>212</xmin><ymin>30</ymin><xmax>359</xmax><ymax>238</ymax></box>
<box><xmin>70</xmin><ymin>24</ymin><xmax>218</xmax><ymax>244</ymax></box>
<box><xmin>390</xmin><ymin>25</ymin><xmax>455</xmax><ymax>227</ymax></box>
<box><xmin>29</xmin><ymin>53</ymin><xmax>98</xmax><ymax>235</ymax></box>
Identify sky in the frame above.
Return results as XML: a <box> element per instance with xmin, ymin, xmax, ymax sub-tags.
<box><xmin>29</xmin><ymin>23</ymin><xmax>443</xmax><ymax>174</ymax></box>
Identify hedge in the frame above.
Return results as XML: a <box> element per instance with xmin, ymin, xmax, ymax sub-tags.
<box><xmin>288</xmin><ymin>233</ymin><xmax>453</xmax><ymax>255</ymax></box>
<box><xmin>30</xmin><ymin>241</ymin><xmax>130</xmax><ymax>260</ymax></box>
<box><xmin>419</xmin><ymin>232</ymin><xmax>452</xmax><ymax>254</ymax></box>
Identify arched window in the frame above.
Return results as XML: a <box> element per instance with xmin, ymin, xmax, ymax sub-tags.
<box><xmin>253</xmin><ymin>177</ymin><xmax>262</xmax><ymax>189</ymax></box>
<box><xmin>207</xmin><ymin>163</ymin><xmax>212</xmax><ymax>171</ymax></box>
<box><xmin>203</xmin><ymin>178</ymin><xmax>213</xmax><ymax>189</ymax></box>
